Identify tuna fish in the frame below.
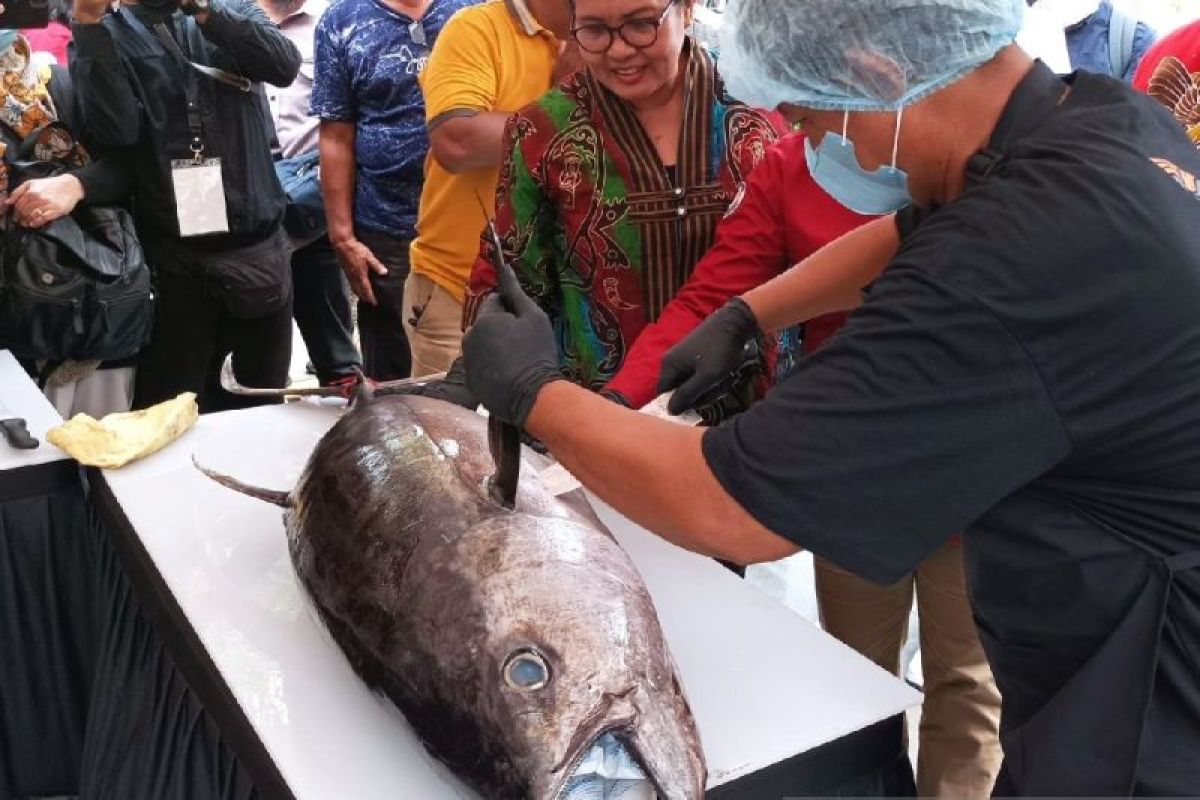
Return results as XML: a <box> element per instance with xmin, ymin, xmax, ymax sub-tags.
<box><xmin>196</xmin><ymin>370</ymin><xmax>707</xmax><ymax>799</ymax></box>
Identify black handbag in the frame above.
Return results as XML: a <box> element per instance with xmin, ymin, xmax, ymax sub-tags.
<box><xmin>0</xmin><ymin>124</ymin><xmax>154</xmax><ymax>362</ymax></box>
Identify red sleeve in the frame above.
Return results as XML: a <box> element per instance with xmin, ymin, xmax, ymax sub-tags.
<box><xmin>604</xmin><ymin>142</ymin><xmax>791</xmax><ymax>408</ymax></box>
<box><xmin>1133</xmin><ymin>21</ymin><xmax>1200</xmax><ymax>92</ymax></box>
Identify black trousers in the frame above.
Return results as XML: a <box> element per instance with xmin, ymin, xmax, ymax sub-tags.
<box><xmin>355</xmin><ymin>227</ymin><xmax>412</xmax><ymax>381</ymax></box>
<box><xmin>291</xmin><ymin>236</ymin><xmax>360</xmax><ymax>385</ymax></box>
<box><xmin>133</xmin><ymin>268</ymin><xmax>292</xmax><ymax>413</ymax></box>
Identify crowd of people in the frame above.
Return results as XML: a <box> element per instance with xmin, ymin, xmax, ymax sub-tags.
<box><xmin>4</xmin><ymin>0</ymin><xmax>1200</xmax><ymax>796</ymax></box>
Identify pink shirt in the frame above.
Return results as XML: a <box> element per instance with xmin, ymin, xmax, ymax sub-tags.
<box><xmin>22</xmin><ymin>23</ymin><xmax>72</xmax><ymax>66</ymax></box>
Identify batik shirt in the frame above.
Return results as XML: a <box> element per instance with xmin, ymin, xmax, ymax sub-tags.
<box><xmin>465</xmin><ymin>43</ymin><xmax>777</xmax><ymax>391</ymax></box>
<box><xmin>311</xmin><ymin>0</ymin><xmax>476</xmax><ymax>239</ymax></box>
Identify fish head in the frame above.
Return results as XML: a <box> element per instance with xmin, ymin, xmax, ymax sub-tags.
<box><xmin>404</xmin><ymin>512</ymin><xmax>706</xmax><ymax>799</ymax></box>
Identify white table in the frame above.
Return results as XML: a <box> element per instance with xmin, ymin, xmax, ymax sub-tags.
<box><xmin>95</xmin><ymin>401</ymin><xmax>919</xmax><ymax>798</ymax></box>
<box><xmin>0</xmin><ymin>351</ymin><xmax>67</xmax><ymax>470</ymax></box>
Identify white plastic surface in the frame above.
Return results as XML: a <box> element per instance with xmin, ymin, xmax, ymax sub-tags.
<box><xmin>0</xmin><ymin>350</ymin><xmax>68</xmax><ymax>471</ymax></box>
<box><xmin>102</xmin><ymin>402</ymin><xmax>919</xmax><ymax>797</ymax></box>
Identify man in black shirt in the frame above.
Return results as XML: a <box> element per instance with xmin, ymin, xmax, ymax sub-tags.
<box><xmin>70</xmin><ymin>0</ymin><xmax>301</xmax><ymax>411</ymax></box>
<box><xmin>460</xmin><ymin>0</ymin><xmax>1200</xmax><ymax>794</ymax></box>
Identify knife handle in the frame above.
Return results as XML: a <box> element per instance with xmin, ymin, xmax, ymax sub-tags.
<box><xmin>0</xmin><ymin>418</ymin><xmax>39</xmax><ymax>450</ymax></box>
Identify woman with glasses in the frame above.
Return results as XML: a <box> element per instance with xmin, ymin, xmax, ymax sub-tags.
<box><xmin>463</xmin><ymin>0</ymin><xmax>778</xmax><ymax>403</ymax></box>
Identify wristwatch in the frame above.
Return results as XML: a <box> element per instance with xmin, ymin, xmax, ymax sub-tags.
<box><xmin>180</xmin><ymin>0</ymin><xmax>211</xmax><ymax>16</ymax></box>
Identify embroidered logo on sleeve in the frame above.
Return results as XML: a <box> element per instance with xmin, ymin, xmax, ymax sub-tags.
<box><xmin>1152</xmin><ymin>158</ymin><xmax>1200</xmax><ymax>202</ymax></box>
<box><xmin>723</xmin><ymin>183</ymin><xmax>746</xmax><ymax>219</ymax></box>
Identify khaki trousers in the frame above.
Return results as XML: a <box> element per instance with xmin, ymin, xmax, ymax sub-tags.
<box><xmin>401</xmin><ymin>272</ymin><xmax>465</xmax><ymax>377</ymax></box>
<box><xmin>815</xmin><ymin>540</ymin><xmax>1002</xmax><ymax>799</ymax></box>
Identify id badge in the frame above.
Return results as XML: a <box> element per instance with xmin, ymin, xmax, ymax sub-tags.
<box><xmin>171</xmin><ymin>157</ymin><xmax>231</xmax><ymax>237</ymax></box>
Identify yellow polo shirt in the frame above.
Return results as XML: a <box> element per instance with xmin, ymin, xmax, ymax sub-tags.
<box><xmin>410</xmin><ymin>0</ymin><xmax>559</xmax><ymax>303</ymax></box>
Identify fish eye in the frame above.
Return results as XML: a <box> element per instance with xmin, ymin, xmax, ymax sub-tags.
<box><xmin>503</xmin><ymin>649</ymin><xmax>550</xmax><ymax>691</ymax></box>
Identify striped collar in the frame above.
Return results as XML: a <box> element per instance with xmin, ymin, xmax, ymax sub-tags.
<box><xmin>504</xmin><ymin>0</ymin><xmax>542</xmax><ymax>37</ymax></box>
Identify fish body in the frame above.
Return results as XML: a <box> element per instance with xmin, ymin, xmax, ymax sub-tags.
<box><xmin>204</xmin><ymin>395</ymin><xmax>705</xmax><ymax>799</ymax></box>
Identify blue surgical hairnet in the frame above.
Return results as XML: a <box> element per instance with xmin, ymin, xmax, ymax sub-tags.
<box><xmin>719</xmin><ymin>0</ymin><xmax>1027</xmax><ymax>112</ymax></box>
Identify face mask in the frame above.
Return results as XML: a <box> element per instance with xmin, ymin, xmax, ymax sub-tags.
<box><xmin>804</xmin><ymin>109</ymin><xmax>913</xmax><ymax>216</ymax></box>
<box><xmin>0</xmin><ymin>31</ymin><xmax>19</xmax><ymax>54</ymax></box>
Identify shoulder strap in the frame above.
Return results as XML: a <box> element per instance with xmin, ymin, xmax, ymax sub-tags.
<box><xmin>1107</xmin><ymin>3</ymin><xmax>1137</xmax><ymax>79</ymax></box>
<box><xmin>150</xmin><ymin>22</ymin><xmax>251</xmax><ymax>93</ymax></box>
<box><xmin>115</xmin><ymin>6</ymin><xmax>250</xmax><ymax>92</ymax></box>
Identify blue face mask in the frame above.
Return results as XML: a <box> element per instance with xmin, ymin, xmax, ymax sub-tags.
<box><xmin>804</xmin><ymin>110</ymin><xmax>913</xmax><ymax>216</ymax></box>
<box><xmin>0</xmin><ymin>31</ymin><xmax>19</xmax><ymax>54</ymax></box>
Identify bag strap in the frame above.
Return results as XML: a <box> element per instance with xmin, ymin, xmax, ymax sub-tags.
<box><xmin>116</xmin><ymin>6</ymin><xmax>249</xmax><ymax>92</ymax></box>
<box><xmin>1107</xmin><ymin>2</ymin><xmax>1137</xmax><ymax>79</ymax></box>
<box><xmin>150</xmin><ymin>21</ymin><xmax>251</xmax><ymax>93</ymax></box>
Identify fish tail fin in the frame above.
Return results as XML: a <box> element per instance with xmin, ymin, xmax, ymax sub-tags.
<box><xmin>192</xmin><ymin>455</ymin><xmax>293</xmax><ymax>508</ymax></box>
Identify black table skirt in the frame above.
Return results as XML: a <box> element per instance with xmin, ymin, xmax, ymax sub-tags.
<box><xmin>1</xmin><ymin>463</ymin><xmax>271</xmax><ymax>800</ymax></box>
<box><xmin>1</xmin><ymin>461</ymin><xmax>96</xmax><ymax>799</ymax></box>
<box><xmin>2</xmin><ymin>462</ymin><xmax>915</xmax><ymax>799</ymax></box>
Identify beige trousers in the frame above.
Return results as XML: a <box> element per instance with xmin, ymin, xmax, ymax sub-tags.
<box><xmin>815</xmin><ymin>540</ymin><xmax>1002</xmax><ymax>799</ymax></box>
<box><xmin>401</xmin><ymin>272</ymin><xmax>465</xmax><ymax>377</ymax></box>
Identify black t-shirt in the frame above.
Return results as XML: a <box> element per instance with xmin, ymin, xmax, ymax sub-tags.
<box><xmin>703</xmin><ymin>64</ymin><xmax>1200</xmax><ymax>793</ymax></box>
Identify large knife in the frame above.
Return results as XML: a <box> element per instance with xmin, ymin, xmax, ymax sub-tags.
<box><xmin>479</xmin><ymin>201</ymin><xmax>521</xmax><ymax>510</ymax></box>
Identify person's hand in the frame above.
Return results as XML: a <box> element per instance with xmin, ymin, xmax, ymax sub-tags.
<box><xmin>462</xmin><ymin>259</ymin><xmax>562</xmax><ymax>427</ymax></box>
<box><xmin>5</xmin><ymin>175</ymin><xmax>85</xmax><ymax>228</ymax></box>
<box><xmin>332</xmin><ymin>238</ymin><xmax>388</xmax><ymax>306</ymax></box>
<box><xmin>656</xmin><ymin>297</ymin><xmax>763</xmax><ymax>416</ymax></box>
<box><xmin>72</xmin><ymin>0</ymin><xmax>111</xmax><ymax>23</ymax></box>
<box><xmin>383</xmin><ymin>356</ymin><xmax>478</xmax><ymax>410</ymax></box>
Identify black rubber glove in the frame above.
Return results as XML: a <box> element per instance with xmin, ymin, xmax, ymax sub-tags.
<box><xmin>379</xmin><ymin>356</ymin><xmax>478</xmax><ymax>409</ymax></box>
<box><xmin>656</xmin><ymin>297</ymin><xmax>763</xmax><ymax>416</ymax></box>
<box><xmin>463</xmin><ymin>261</ymin><xmax>563</xmax><ymax>427</ymax></box>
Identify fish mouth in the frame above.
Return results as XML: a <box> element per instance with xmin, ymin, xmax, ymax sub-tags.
<box><xmin>555</xmin><ymin>728</ymin><xmax>660</xmax><ymax>800</ymax></box>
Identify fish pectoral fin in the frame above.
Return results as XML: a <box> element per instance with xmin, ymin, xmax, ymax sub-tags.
<box><xmin>193</xmin><ymin>456</ymin><xmax>293</xmax><ymax>508</ymax></box>
<box><xmin>486</xmin><ymin>416</ymin><xmax>521</xmax><ymax>509</ymax></box>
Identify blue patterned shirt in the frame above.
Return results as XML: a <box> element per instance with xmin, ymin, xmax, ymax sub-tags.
<box><xmin>311</xmin><ymin>0</ymin><xmax>476</xmax><ymax>238</ymax></box>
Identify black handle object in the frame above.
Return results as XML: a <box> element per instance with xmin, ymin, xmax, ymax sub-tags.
<box><xmin>0</xmin><ymin>418</ymin><xmax>40</xmax><ymax>449</ymax></box>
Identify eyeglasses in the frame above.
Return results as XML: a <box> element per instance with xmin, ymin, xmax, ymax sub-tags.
<box><xmin>570</xmin><ymin>0</ymin><xmax>678</xmax><ymax>55</ymax></box>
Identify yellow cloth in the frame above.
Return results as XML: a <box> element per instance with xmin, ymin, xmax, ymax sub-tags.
<box><xmin>410</xmin><ymin>0</ymin><xmax>559</xmax><ymax>304</ymax></box>
<box><xmin>47</xmin><ymin>393</ymin><xmax>199</xmax><ymax>469</ymax></box>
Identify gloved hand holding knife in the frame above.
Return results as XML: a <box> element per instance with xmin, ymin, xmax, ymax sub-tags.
<box><xmin>462</xmin><ymin>237</ymin><xmax>564</xmax><ymax>428</ymax></box>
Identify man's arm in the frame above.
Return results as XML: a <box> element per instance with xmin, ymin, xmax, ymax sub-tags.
<box><xmin>320</xmin><ymin>119</ymin><xmax>387</xmax><ymax>305</ymax></box>
<box><xmin>429</xmin><ymin>111</ymin><xmax>512</xmax><ymax>174</ymax></box>
<box><xmin>527</xmin><ymin>382</ymin><xmax>799</xmax><ymax>565</ymax></box>
<box><xmin>70</xmin><ymin>0</ymin><xmax>142</xmax><ymax>148</ymax></box>
<box><xmin>420</xmin><ymin>12</ymin><xmax>505</xmax><ymax>175</ymax></box>
<box><xmin>195</xmin><ymin>0</ymin><xmax>301</xmax><ymax>87</ymax></box>
<box><xmin>742</xmin><ymin>214</ymin><xmax>900</xmax><ymax>333</ymax></box>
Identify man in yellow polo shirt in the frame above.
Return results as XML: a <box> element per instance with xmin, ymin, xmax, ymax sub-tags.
<box><xmin>405</xmin><ymin>0</ymin><xmax>577</xmax><ymax>376</ymax></box>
